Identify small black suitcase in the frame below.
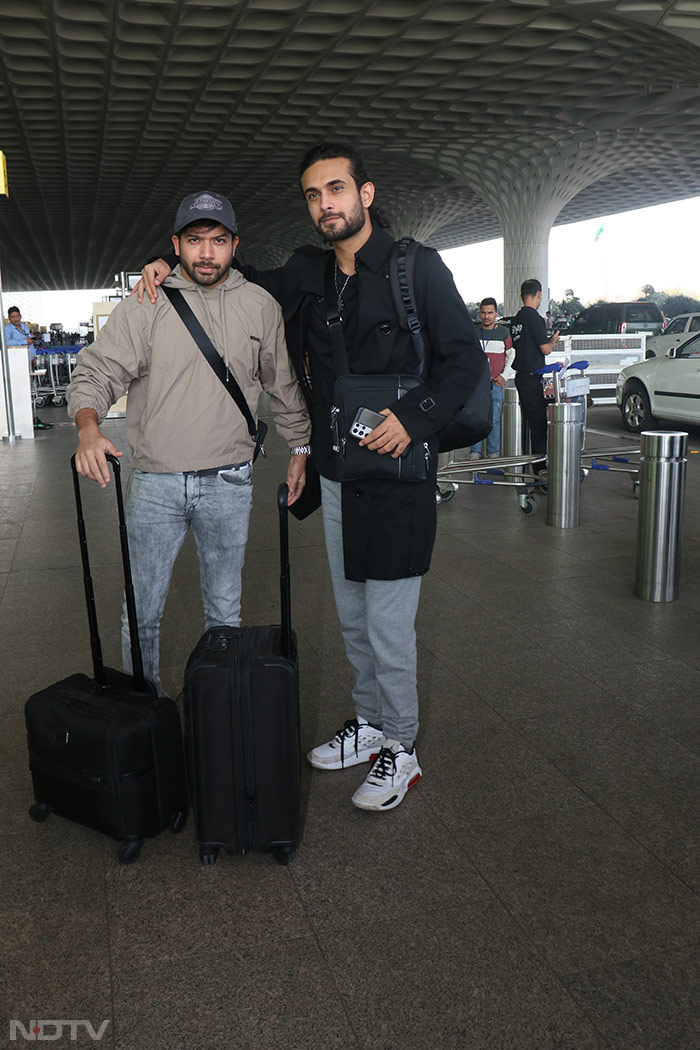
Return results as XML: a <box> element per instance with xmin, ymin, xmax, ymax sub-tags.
<box><xmin>24</xmin><ymin>454</ymin><xmax>188</xmax><ymax>864</ymax></box>
<box><xmin>184</xmin><ymin>483</ymin><xmax>300</xmax><ymax>866</ymax></box>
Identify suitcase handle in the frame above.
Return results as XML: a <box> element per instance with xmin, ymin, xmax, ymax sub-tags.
<box><xmin>278</xmin><ymin>484</ymin><xmax>292</xmax><ymax>659</ymax></box>
<box><xmin>71</xmin><ymin>453</ymin><xmax>147</xmax><ymax>692</ymax></box>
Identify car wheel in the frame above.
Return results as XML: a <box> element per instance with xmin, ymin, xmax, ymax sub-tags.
<box><xmin>621</xmin><ymin>383</ymin><xmax>654</xmax><ymax>433</ymax></box>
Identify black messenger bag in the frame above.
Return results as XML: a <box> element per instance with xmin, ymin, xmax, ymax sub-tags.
<box><xmin>325</xmin><ymin>258</ymin><xmax>428</xmax><ymax>483</ymax></box>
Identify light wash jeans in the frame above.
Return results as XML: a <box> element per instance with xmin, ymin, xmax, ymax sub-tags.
<box><xmin>320</xmin><ymin>476</ymin><xmax>422</xmax><ymax>748</ymax></box>
<box><xmin>470</xmin><ymin>381</ymin><xmax>504</xmax><ymax>456</ymax></box>
<box><xmin>121</xmin><ymin>466</ymin><xmax>253</xmax><ymax>694</ymax></box>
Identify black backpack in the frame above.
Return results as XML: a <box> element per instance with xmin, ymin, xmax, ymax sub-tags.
<box><xmin>388</xmin><ymin>237</ymin><xmax>492</xmax><ymax>453</ymax></box>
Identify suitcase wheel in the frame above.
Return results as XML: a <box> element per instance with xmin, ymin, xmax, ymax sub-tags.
<box><xmin>170</xmin><ymin>809</ymin><xmax>187</xmax><ymax>834</ymax></box>
<box><xmin>117</xmin><ymin>840</ymin><xmax>142</xmax><ymax>865</ymax></box>
<box><xmin>200</xmin><ymin>846</ymin><xmax>219</xmax><ymax>866</ymax></box>
<box><xmin>29</xmin><ymin>801</ymin><xmax>51</xmax><ymax>823</ymax></box>
<box><xmin>273</xmin><ymin>846</ymin><xmax>296</xmax><ymax>866</ymax></box>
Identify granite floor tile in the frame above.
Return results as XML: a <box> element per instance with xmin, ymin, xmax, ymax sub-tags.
<box><xmin>564</xmin><ymin>944</ymin><xmax>700</xmax><ymax>1050</ymax></box>
<box><xmin>459</xmin><ymin>800</ymin><xmax>700</xmax><ymax>975</ymax></box>
<box><xmin>110</xmin><ymin>936</ymin><xmax>358</xmax><ymax>1050</ymax></box>
<box><xmin>510</xmin><ymin>691</ymin><xmax>700</xmax><ymax>890</ymax></box>
<box><xmin>579</xmin><ymin>656</ymin><xmax>700</xmax><ymax>755</ymax></box>
<box><xmin>0</xmin><ymin>896</ymin><xmax>113</xmax><ymax>1048</ymax></box>
<box><xmin>315</xmin><ymin>900</ymin><xmax>610</xmax><ymax>1050</ymax></box>
<box><xmin>106</xmin><ymin>828</ymin><xmax>310</xmax><ymax>967</ymax></box>
<box><xmin>293</xmin><ymin>791</ymin><xmax>492</xmax><ymax>934</ymax></box>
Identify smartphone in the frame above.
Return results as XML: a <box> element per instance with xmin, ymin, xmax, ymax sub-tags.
<box><xmin>350</xmin><ymin>407</ymin><xmax>386</xmax><ymax>440</ymax></box>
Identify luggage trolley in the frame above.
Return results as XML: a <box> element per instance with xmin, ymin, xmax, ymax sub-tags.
<box><xmin>436</xmin><ymin>359</ymin><xmax>591</xmax><ymax>515</ymax></box>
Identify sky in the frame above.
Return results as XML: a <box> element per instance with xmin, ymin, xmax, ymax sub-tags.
<box><xmin>441</xmin><ymin>193</ymin><xmax>700</xmax><ymax>309</ymax></box>
<box><xmin>3</xmin><ymin>192</ymin><xmax>700</xmax><ymax>328</ymax></box>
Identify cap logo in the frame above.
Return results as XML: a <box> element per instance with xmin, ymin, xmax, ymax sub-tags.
<box><xmin>191</xmin><ymin>193</ymin><xmax>223</xmax><ymax>212</ymax></box>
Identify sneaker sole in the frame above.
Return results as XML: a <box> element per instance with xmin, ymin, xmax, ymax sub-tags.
<box><xmin>307</xmin><ymin>749</ymin><xmax>379</xmax><ymax>771</ymax></box>
<box><xmin>351</xmin><ymin>769</ymin><xmax>422</xmax><ymax>811</ymax></box>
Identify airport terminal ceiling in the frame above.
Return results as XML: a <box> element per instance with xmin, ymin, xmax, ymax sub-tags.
<box><xmin>2</xmin><ymin>0</ymin><xmax>700</xmax><ymax>291</ymax></box>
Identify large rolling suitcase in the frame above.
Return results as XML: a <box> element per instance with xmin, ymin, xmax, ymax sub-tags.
<box><xmin>24</xmin><ymin>454</ymin><xmax>188</xmax><ymax>864</ymax></box>
<box><xmin>184</xmin><ymin>483</ymin><xmax>300</xmax><ymax>866</ymax></box>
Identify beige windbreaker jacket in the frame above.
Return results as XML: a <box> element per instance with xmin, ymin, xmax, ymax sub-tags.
<box><xmin>68</xmin><ymin>266</ymin><xmax>311</xmax><ymax>472</ymax></box>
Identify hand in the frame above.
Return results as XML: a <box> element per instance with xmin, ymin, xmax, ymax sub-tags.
<box><xmin>286</xmin><ymin>454</ymin><xmax>307</xmax><ymax>506</ymax></box>
<box><xmin>74</xmin><ymin>411</ymin><xmax>122</xmax><ymax>487</ymax></box>
<box><xmin>493</xmin><ymin>374</ymin><xmax>505</xmax><ymax>388</ymax></box>
<box><xmin>359</xmin><ymin>409</ymin><xmax>412</xmax><ymax>458</ymax></box>
<box><xmin>131</xmin><ymin>258</ymin><xmax>172</xmax><ymax>304</ymax></box>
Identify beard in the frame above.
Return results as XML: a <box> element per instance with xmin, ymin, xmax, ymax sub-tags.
<box><xmin>179</xmin><ymin>255</ymin><xmax>232</xmax><ymax>286</ymax></box>
<box><xmin>315</xmin><ymin>199</ymin><xmax>367</xmax><ymax>243</ymax></box>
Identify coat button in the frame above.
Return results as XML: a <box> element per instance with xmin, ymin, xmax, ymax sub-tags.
<box><xmin>354</xmin><ymin>488</ymin><xmax>364</xmax><ymax>497</ymax></box>
<box><xmin>380</xmin><ymin>323</ymin><xmax>392</xmax><ymax>335</ymax></box>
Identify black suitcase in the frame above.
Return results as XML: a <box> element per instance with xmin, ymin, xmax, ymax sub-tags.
<box><xmin>184</xmin><ymin>483</ymin><xmax>300</xmax><ymax>866</ymax></box>
<box><xmin>24</xmin><ymin>454</ymin><xmax>188</xmax><ymax>864</ymax></box>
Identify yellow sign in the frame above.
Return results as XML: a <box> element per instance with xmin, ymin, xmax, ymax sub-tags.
<box><xmin>0</xmin><ymin>151</ymin><xmax>8</xmax><ymax>196</ymax></box>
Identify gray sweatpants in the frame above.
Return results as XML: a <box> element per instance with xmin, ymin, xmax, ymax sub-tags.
<box><xmin>320</xmin><ymin>477</ymin><xmax>422</xmax><ymax>748</ymax></box>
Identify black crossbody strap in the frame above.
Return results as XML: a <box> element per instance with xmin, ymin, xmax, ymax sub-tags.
<box><xmin>324</xmin><ymin>253</ymin><xmax>352</xmax><ymax>377</ymax></box>
<box><xmin>162</xmin><ymin>285</ymin><xmax>258</xmax><ymax>440</ymax></box>
<box><xmin>389</xmin><ymin>237</ymin><xmax>427</xmax><ymax>377</ymax></box>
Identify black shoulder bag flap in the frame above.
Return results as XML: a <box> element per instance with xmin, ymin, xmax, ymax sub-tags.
<box><xmin>324</xmin><ymin>255</ymin><xmax>426</xmax><ymax>483</ymax></box>
<box><xmin>162</xmin><ymin>285</ymin><xmax>268</xmax><ymax>461</ymax></box>
<box><xmin>389</xmin><ymin>237</ymin><xmax>492</xmax><ymax>454</ymax></box>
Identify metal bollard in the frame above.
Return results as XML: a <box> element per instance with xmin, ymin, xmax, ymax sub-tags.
<box><xmin>634</xmin><ymin>431</ymin><xmax>687</xmax><ymax>602</ymax></box>
<box><xmin>546</xmin><ymin>400</ymin><xmax>582</xmax><ymax>528</ymax></box>
<box><xmin>501</xmin><ymin>384</ymin><xmax>526</xmax><ymax>459</ymax></box>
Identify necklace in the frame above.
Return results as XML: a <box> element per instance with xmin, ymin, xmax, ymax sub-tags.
<box><xmin>334</xmin><ymin>260</ymin><xmax>354</xmax><ymax>316</ymax></box>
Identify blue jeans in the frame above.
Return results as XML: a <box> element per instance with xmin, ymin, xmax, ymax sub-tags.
<box><xmin>470</xmin><ymin>382</ymin><xmax>504</xmax><ymax>456</ymax></box>
<box><xmin>121</xmin><ymin>466</ymin><xmax>253</xmax><ymax>694</ymax></box>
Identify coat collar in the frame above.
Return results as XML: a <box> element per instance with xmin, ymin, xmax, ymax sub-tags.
<box><xmin>297</xmin><ymin>224</ymin><xmax>394</xmax><ymax>296</ymax></box>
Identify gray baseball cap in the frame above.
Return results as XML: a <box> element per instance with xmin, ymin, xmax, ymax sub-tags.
<box><xmin>173</xmin><ymin>190</ymin><xmax>237</xmax><ymax>235</ymax></box>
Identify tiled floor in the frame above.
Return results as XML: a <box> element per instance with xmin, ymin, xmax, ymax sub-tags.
<box><xmin>2</xmin><ymin>404</ymin><xmax>700</xmax><ymax>1050</ymax></box>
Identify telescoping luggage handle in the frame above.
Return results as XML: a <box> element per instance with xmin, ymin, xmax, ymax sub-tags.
<box><xmin>277</xmin><ymin>483</ymin><xmax>293</xmax><ymax>660</ymax></box>
<box><xmin>70</xmin><ymin>453</ymin><xmax>147</xmax><ymax>692</ymax></box>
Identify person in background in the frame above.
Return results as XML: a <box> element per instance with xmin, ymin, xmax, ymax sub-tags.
<box><xmin>468</xmin><ymin>297</ymin><xmax>514</xmax><ymax>460</ymax></box>
<box><xmin>4</xmin><ymin>306</ymin><xmax>52</xmax><ymax>430</ymax></box>
<box><xmin>510</xmin><ymin>278</ymin><xmax>560</xmax><ymax>468</ymax></box>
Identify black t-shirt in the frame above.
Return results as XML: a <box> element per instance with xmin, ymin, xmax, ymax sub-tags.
<box><xmin>511</xmin><ymin>306</ymin><xmax>548</xmax><ymax>372</ymax></box>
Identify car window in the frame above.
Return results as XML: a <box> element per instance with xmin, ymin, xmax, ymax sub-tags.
<box><xmin>626</xmin><ymin>305</ymin><xmax>662</xmax><ymax>324</ymax></box>
<box><xmin>665</xmin><ymin>317</ymin><xmax>688</xmax><ymax>334</ymax></box>
<box><xmin>689</xmin><ymin>316</ymin><xmax>700</xmax><ymax>332</ymax></box>
<box><xmin>676</xmin><ymin>334</ymin><xmax>700</xmax><ymax>358</ymax></box>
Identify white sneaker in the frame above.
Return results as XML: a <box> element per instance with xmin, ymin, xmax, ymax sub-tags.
<box><xmin>307</xmin><ymin>717</ymin><xmax>383</xmax><ymax>770</ymax></box>
<box><xmin>468</xmin><ymin>451</ymin><xmax>481</xmax><ymax>461</ymax></box>
<box><xmin>351</xmin><ymin>740</ymin><xmax>422</xmax><ymax>811</ymax></box>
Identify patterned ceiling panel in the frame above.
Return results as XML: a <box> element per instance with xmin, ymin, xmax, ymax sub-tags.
<box><xmin>1</xmin><ymin>0</ymin><xmax>700</xmax><ymax>288</ymax></box>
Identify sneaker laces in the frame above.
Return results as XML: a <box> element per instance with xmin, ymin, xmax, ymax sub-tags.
<box><xmin>334</xmin><ymin>718</ymin><xmax>363</xmax><ymax>765</ymax></box>
<box><xmin>367</xmin><ymin>745</ymin><xmax>398</xmax><ymax>783</ymax></box>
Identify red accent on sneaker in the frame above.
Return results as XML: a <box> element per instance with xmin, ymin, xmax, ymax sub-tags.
<box><xmin>369</xmin><ymin>752</ymin><xmax>379</xmax><ymax>761</ymax></box>
<box><xmin>407</xmin><ymin>773</ymin><xmax>422</xmax><ymax>789</ymax></box>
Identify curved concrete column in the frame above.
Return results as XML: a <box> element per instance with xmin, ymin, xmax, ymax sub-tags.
<box><xmin>415</xmin><ymin>130</ymin><xmax>642</xmax><ymax>313</ymax></box>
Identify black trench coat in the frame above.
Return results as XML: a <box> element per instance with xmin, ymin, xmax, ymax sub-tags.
<box><xmin>167</xmin><ymin>226</ymin><xmax>484</xmax><ymax>581</ymax></box>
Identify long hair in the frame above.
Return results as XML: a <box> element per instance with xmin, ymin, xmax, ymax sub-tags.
<box><xmin>298</xmin><ymin>141</ymin><xmax>391</xmax><ymax>229</ymax></box>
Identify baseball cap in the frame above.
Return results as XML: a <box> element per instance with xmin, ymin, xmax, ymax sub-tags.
<box><xmin>173</xmin><ymin>190</ymin><xmax>237</xmax><ymax>235</ymax></box>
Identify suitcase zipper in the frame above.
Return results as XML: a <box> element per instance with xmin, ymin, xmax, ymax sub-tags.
<box><xmin>233</xmin><ymin>632</ymin><xmax>258</xmax><ymax>853</ymax></box>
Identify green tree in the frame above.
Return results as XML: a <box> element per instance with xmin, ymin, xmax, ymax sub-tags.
<box><xmin>661</xmin><ymin>293</ymin><xmax>700</xmax><ymax>317</ymax></box>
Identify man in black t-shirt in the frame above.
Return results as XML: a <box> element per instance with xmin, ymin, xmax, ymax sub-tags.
<box><xmin>510</xmin><ymin>277</ymin><xmax>560</xmax><ymax>462</ymax></box>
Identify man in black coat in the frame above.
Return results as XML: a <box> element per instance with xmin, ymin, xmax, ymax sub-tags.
<box><xmin>139</xmin><ymin>142</ymin><xmax>483</xmax><ymax>812</ymax></box>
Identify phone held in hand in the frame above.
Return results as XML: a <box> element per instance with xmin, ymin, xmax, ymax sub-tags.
<box><xmin>350</xmin><ymin>407</ymin><xmax>386</xmax><ymax>440</ymax></box>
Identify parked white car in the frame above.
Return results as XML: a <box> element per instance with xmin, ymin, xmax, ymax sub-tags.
<box><xmin>616</xmin><ymin>332</ymin><xmax>700</xmax><ymax>432</ymax></box>
<box><xmin>645</xmin><ymin>313</ymin><xmax>700</xmax><ymax>358</ymax></box>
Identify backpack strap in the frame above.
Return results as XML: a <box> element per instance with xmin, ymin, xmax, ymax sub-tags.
<box><xmin>389</xmin><ymin>236</ymin><xmax>426</xmax><ymax>376</ymax></box>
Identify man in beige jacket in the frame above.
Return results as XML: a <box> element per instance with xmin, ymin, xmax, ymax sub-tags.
<box><xmin>68</xmin><ymin>190</ymin><xmax>311</xmax><ymax>694</ymax></box>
